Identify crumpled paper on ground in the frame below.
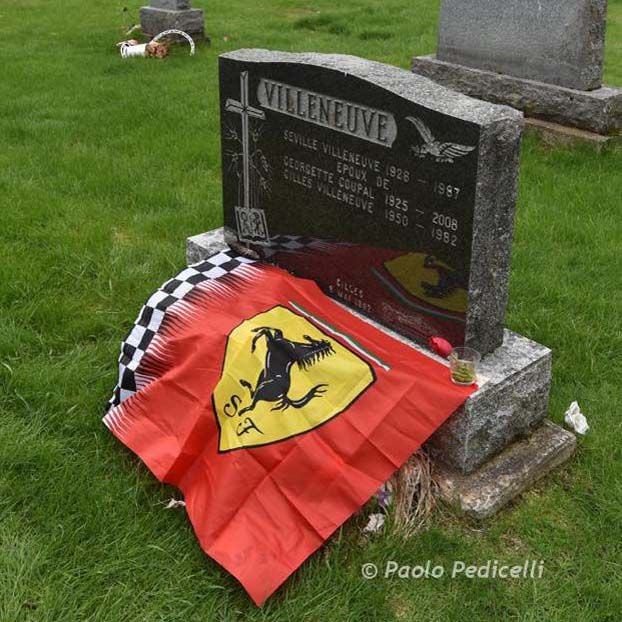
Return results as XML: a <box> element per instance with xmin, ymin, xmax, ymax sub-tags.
<box><xmin>164</xmin><ymin>498</ymin><xmax>186</xmax><ymax>509</ymax></box>
<box><xmin>564</xmin><ymin>401</ymin><xmax>589</xmax><ymax>435</ymax></box>
<box><xmin>363</xmin><ymin>513</ymin><xmax>386</xmax><ymax>533</ymax></box>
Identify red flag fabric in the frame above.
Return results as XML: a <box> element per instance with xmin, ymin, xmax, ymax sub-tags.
<box><xmin>104</xmin><ymin>251</ymin><xmax>476</xmax><ymax>605</ymax></box>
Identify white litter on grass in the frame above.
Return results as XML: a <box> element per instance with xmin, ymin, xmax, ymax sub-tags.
<box><xmin>119</xmin><ymin>29</ymin><xmax>196</xmax><ymax>59</ymax></box>
<box><xmin>564</xmin><ymin>401</ymin><xmax>589</xmax><ymax>435</ymax></box>
<box><xmin>151</xmin><ymin>29</ymin><xmax>196</xmax><ymax>55</ymax></box>
<box><xmin>120</xmin><ymin>42</ymin><xmax>148</xmax><ymax>58</ymax></box>
<box><xmin>164</xmin><ymin>498</ymin><xmax>186</xmax><ymax>509</ymax></box>
<box><xmin>363</xmin><ymin>513</ymin><xmax>386</xmax><ymax>534</ymax></box>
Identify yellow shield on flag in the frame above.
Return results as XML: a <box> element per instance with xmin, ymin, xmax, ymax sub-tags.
<box><xmin>212</xmin><ymin>305</ymin><xmax>375</xmax><ymax>452</ymax></box>
<box><xmin>384</xmin><ymin>252</ymin><xmax>468</xmax><ymax>313</ymax></box>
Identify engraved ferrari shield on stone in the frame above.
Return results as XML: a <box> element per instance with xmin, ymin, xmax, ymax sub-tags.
<box><xmin>212</xmin><ymin>305</ymin><xmax>375</xmax><ymax>452</ymax></box>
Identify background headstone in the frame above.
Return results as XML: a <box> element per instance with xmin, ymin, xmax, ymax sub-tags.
<box><xmin>413</xmin><ymin>0</ymin><xmax>622</xmax><ymax>138</ymax></box>
<box><xmin>140</xmin><ymin>0</ymin><xmax>204</xmax><ymax>40</ymax></box>
<box><xmin>437</xmin><ymin>0</ymin><xmax>607</xmax><ymax>91</ymax></box>
<box><xmin>219</xmin><ymin>50</ymin><xmax>523</xmax><ymax>356</ymax></box>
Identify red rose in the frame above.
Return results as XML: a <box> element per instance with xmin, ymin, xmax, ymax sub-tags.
<box><xmin>428</xmin><ymin>336</ymin><xmax>453</xmax><ymax>358</ymax></box>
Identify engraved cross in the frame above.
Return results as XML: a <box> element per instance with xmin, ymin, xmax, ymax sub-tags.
<box><xmin>225</xmin><ymin>71</ymin><xmax>266</xmax><ymax>209</ymax></box>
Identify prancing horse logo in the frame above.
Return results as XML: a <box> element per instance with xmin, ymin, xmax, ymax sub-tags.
<box><xmin>238</xmin><ymin>327</ymin><xmax>335</xmax><ymax>416</ymax></box>
<box><xmin>212</xmin><ymin>306</ymin><xmax>375</xmax><ymax>452</ymax></box>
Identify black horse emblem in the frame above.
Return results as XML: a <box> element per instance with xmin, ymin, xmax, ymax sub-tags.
<box><xmin>422</xmin><ymin>255</ymin><xmax>468</xmax><ymax>299</ymax></box>
<box><xmin>237</xmin><ymin>327</ymin><xmax>335</xmax><ymax>416</ymax></box>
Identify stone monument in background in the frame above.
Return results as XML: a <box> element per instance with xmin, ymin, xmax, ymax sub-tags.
<box><xmin>187</xmin><ymin>50</ymin><xmax>576</xmax><ymax>519</ymax></box>
<box><xmin>412</xmin><ymin>0</ymin><xmax>622</xmax><ymax>146</ymax></box>
<box><xmin>140</xmin><ymin>0</ymin><xmax>205</xmax><ymax>41</ymax></box>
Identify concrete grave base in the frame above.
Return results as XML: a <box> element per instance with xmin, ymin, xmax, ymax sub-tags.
<box><xmin>187</xmin><ymin>229</ymin><xmax>229</xmax><ymax>264</ymax></box>
<box><xmin>426</xmin><ymin>330</ymin><xmax>552</xmax><ymax>474</ymax></box>
<box><xmin>140</xmin><ymin>6</ymin><xmax>205</xmax><ymax>39</ymax></box>
<box><xmin>186</xmin><ymin>228</ymin><xmax>575</xmax><ymax>516</ymax></box>
<box><xmin>524</xmin><ymin>118</ymin><xmax>622</xmax><ymax>152</ymax></box>
<box><xmin>434</xmin><ymin>420</ymin><xmax>576</xmax><ymax>519</ymax></box>
<box><xmin>411</xmin><ymin>55</ymin><xmax>622</xmax><ymax>136</ymax></box>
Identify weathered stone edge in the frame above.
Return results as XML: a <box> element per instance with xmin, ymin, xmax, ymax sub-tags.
<box><xmin>588</xmin><ymin>0</ymin><xmax>609</xmax><ymax>89</ymax></box>
<box><xmin>466</xmin><ymin>115</ymin><xmax>523</xmax><ymax>355</ymax></box>
<box><xmin>524</xmin><ymin>118</ymin><xmax>622</xmax><ymax>152</ymax></box>
<box><xmin>187</xmin><ymin>230</ymin><xmax>227</xmax><ymax>264</ymax></box>
<box><xmin>412</xmin><ymin>55</ymin><xmax>622</xmax><ymax>135</ymax></box>
<box><xmin>434</xmin><ymin>420</ymin><xmax>577</xmax><ymax>519</ymax></box>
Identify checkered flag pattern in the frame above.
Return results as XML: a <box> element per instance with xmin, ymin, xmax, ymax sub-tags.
<box><xmin>107</xmin><ymin>250</ymin><xmax>255</xmax><ymax>411</ymax></box>
<box><xmin>261</xmin><ymin>235</ymin><xmax>345</xmax><ymax>258</ymax></box>
<box><xmin>268</xmin><ymin>235</ymin><xmax>316</xmax><ymax>251</ymax></box>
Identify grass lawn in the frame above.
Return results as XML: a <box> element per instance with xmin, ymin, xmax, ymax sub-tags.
<box><xmin>1</xmin><ymin>0</ymin><xmax>622</xmax><ymax>619</ymax></box>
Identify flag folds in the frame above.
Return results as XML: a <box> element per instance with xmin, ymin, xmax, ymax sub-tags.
<box><xmin>105</xmin><ymin>251</ymin><xmax>475</xmax><ymax>605</ymax></box>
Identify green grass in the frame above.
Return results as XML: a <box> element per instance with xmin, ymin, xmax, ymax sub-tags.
<box><xmin>1</xmin><ymin>0</ymin><xmax>622</xmax><ymax>619</ymax></box>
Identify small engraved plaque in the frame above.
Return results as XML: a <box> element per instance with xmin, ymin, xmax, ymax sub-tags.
<box><xmin>235</xmin><ymin>206</ymin><xmax>270</xmax><ymax>245</ymax></box>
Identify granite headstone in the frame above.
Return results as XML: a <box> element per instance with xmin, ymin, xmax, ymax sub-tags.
<box><xmin>437</xmin><ymin>0</ymin><xmax>607</xmax><ymax>91</ymax></box>
<box><xmin>140</xmin><ymin>0</ymin><xmax>204</xmax><ymax>40</ymax></box>
<box><xmin>186</xmin><ymin>51</ymin><xmax>575</xmax><ymax>515</ymax></box>
<box><xmin>219</xmin><ymin>50</ymin><xmax>523</xmax><ymax>355</ymax></box>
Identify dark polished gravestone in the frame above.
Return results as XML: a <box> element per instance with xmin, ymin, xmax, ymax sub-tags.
<box><xmin>140</xmin><ymin>0</ymin><xmax>205</xmax><ymax>40</ymax></box>
<box><xmin>217</xmin><ymin>49</ymin><xmax>523</xmax><ymax>357</ymax></box>
<box><xmin>413</xmin><ymin>0</ymin><xmax>622</xmax><ymax>141</ymax></box>
<box><xmin>187</xmin><ymin>50</ymin><xmax>575</xmax><ymax>518</ymax></box>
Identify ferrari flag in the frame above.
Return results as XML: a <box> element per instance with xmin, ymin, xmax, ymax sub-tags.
<box><xmin>104</xmin><ymin>250</ymin><xmax>476</xmax><ymax>604</ymax></box>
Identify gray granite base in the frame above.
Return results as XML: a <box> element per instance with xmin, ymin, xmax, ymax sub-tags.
<box><xmin>140</xmin><ymin>6</ymin><xmax>205</xmax><ymax>39</ymax></box>
<box><xmin>524</xmin><ymin>118</ymin><xmax>621</xmax><ymax>153</ymax></box>
<box><xmin>188</xmin><ymin>228</ymin><xmax>553</xmax><ymax>479</ymax></box>
<box><xmin>426</xmin><ymin>331</ymin><xmax>552</xmax><ymax>474</ymax></box>
<box><xmin>434</xmin><ymin>420</ymin><xmax>576</xmax><ymax>519</ymax></box>
<box><xmin>412</xmin><ymin>55</ymin><xmax>622</xmax><ymax>136</ymax></box>
<box><xmin>188</xmin><ymin>229</ymin><xmax>228</xmax><ymax>264</ymax></box>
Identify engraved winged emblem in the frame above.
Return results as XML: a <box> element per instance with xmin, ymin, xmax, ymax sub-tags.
<box><xmin>407</xmin><ymin>117</ymin><xmax>475</xmax><ymax>163</ymax></box>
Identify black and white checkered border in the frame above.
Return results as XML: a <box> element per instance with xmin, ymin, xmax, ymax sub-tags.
<box><xmin>261</xmin><ymin>235</ymin><xmax>325</xmax><ymax>259</ymax></box>
<box><xmin>268</xmin><ymin>235</ymin><xmax>316</xmax><ymax>251</ymax></box>
<box><xmin>262</xmin><ymin>235</ymin><xmax>356</xmax><ymax>258</ymax></box>
<box><xmin>107</xmin><ymin>250</ymin><xmax>255</xmax><ymax>411</ymax></box>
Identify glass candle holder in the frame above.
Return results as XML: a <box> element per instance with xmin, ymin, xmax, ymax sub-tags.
<box><xmin>449</xmin><ymin>347</ymin><xmax>481</xmax><ymax>386</ymax></box>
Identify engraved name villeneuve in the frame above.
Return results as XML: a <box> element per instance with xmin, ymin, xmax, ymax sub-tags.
<box><xmin>258</xmin><ymin>78</ymin><xmax>398</xmax><ymax>147</ymax></box>
<box><xmin>257</xmin><ymin>77</ymin><xmax>472</xmax><ymax>249</ymax></box>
